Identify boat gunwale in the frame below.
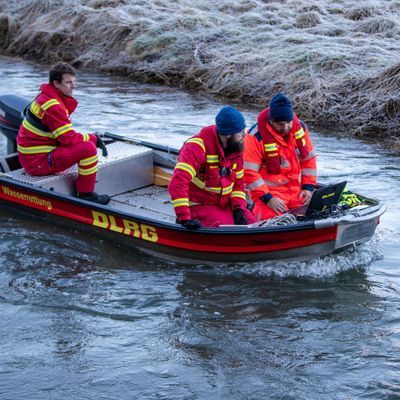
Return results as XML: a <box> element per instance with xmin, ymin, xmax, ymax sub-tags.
<box><xmin>0</xmin><ymin>173</ymin><xmax>385</xmax><ymax>238</ymax></box>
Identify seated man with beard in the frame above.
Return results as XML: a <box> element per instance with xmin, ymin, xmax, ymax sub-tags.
<box><xmin>168</xmin><ymin>106</ymin><xmax>256</xmax><ymax>229</ymax></box>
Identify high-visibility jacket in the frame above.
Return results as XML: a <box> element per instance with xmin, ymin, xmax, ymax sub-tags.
<box><xmin>243</xmin><ymin>109</ymin><xmax>317</xmax><ymax>202</ymax></box>
<box><xmin>17</xmin><ymin>83</ymin><xmax>97</xmax><ymax>174</ymax></box>
<box><xmin>169</xmin><ymin>125</ymin><xmax>247</xmax><ymax>222</ymax></box>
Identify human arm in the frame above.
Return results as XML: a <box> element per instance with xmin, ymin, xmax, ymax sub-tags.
<box><xmin>243</xmin><ymin>133</ymin><xmax>272</xmax><ymax>199</ymax></box>
<box><xmin>299</xmin><ymin>125</ymin><xmax>317</xmax><ymax>192</ymax></box>
<box><xmin>260</xmin><ymin>195</ymin><xmax>287</xmax><ymax>213</ymax></box>
<box><xmin>44</xmin><ymin>104</ymin><xmax>97</xmax><ymax>146</ymax></box>
<box><xmin>168</xmin><ymin>139</ymin><xmax>204</xmax><ymax>225</ymax></box>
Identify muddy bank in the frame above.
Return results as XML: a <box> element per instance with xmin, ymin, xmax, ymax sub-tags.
<box><xmin>0</xmin><ymin>0</ymin><xmax>399</xmax><ymax>149</ymax></box>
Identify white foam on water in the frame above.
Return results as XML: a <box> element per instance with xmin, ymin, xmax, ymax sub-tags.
<box><xmin>209</xmin><ymin>235</ymin><xmax>384</xmax><ymax>279</ymax></box>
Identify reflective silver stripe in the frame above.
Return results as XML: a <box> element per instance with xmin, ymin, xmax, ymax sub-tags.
<box><xmin>243</xmin><ymin>161</ymin><xmax>261</xmax><ymax>171</ymax></box>
<box><xmin>264</xmin><ymin>179</ymin><xmax>289</xmax><ymax>187</ymax></box>
<box><xmin>301</xmin><ymin>168</ymin><xmax>317</xmax><ymax>176</ymax></box>
<box><xmin>248</xmin><ymin>178</ymin><xmax>265</xmax><ymax>190</ymax></box>
<box><xmin>302</xmin><ymin>150</ymin><xmax>317</xmax><ymax>161</ymax></box>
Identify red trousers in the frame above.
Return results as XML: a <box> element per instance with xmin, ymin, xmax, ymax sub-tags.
<box><xmin>190</xmin><ymin>205</ymin><xmax>257</xmax><ymax>227</ymax></box>
<box><xmin>252</xmin><ymin>187</ymin><xmax>303</xmax><ymax>220</ymax></box>
<box><xmin>19</xmin><ymin>141</ymin><xmax>98</xmax><ymax>193</ymax></box>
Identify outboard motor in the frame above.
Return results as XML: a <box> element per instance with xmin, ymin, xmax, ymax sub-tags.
<box><xmin>0</xmin><ymin>94</ymin><xmax>30</xmax><ymax>154</ymax></box>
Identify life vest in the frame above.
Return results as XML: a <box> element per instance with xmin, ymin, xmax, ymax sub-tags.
<box><xmin>257</xmin><ymin>109</ymin><xmax>309</xmax><ymax>174</ymax></box>
<box><xmin>182</xmin><ymin>126</ymin><xmax>242</xmax><ymax>198</ymax></box>
<box><xmin>23</xmin><ymin>98</ymin><xmax>52</xmax><ymax>132</ymax></box>
<box><xmin>169</xmin><ymin>125</ymin><xmax>246</xmax><ymax>221</ymax></box>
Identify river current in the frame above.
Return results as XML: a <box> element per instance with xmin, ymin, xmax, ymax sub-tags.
<box><xmin>0</xmin><ymin>56</ymin><xmax>399</xmax><ymax>399</ymax></box>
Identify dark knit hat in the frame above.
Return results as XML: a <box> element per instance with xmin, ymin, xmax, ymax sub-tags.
<box><xmin>269</xmin><ymin>93</ymin><xmax>294</xmax><ymax>122</ymax></box>
<box><xmin>215</xmin><ymin>106</ymin><xmax>246</xmax><ymax>135</ymax></box>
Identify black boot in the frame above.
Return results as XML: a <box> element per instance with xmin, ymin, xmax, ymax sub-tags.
<box><xmin>76</xmin><ymin>191</ymin><xmax>110</xmax><ymax>205</ymax></box>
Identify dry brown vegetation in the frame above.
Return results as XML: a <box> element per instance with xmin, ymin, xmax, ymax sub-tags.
<box><xmin>0</xmin><ymin>0</ymin><xmax>399</xmax><ymax>149</ymax></box>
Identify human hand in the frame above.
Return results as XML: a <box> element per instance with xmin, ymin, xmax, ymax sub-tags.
<box><xmin>299</xmin><ymin>189</ymin><xmax>313</xmax><ymax>205</ymax></box>
<box><xmin>265</xmin><ymin>196</ymin><xmax>287</xmax><ymax>213</ymax></box>
<box><xmin>95</xmin><ymin>133</ymin><xmax>108</xmax><ymax>157</ymax></box>
<box><xmin>178</xmin><ymin>219</ymin><xmax>202</xmax><ymax>230</ymax></box>
<box><xmin>233</xmin><ymin>208</ymin><xmax>248</xmax><ymax>225</ymax></box>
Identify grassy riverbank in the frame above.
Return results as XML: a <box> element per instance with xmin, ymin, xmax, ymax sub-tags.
<box><xmin>1</xmin><ymin>0</ymin><xmax>399</xmax><ymax>149</ymax></box>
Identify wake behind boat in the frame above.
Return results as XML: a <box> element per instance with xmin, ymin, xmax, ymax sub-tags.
<box><xmin>0</xmin><ymin>94</ymin><xmax>386</xmax><ymax>264</ymax></box>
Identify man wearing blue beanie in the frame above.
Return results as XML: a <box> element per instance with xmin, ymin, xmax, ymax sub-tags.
<box><xmin>243</xmin><ymin>93</ymin><xmax>317</xmax><ymax>220</ymax></box>
<box><xmin>169</xmin><ymin>106</ymin><xmax>256</xmax><ymax>229</ymax></box>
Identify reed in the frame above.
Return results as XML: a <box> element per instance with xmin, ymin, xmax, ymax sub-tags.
<box><xmin>0</xmin><ymin>0</ymin><xmax>399</xmax><ymax>149</ymax></box>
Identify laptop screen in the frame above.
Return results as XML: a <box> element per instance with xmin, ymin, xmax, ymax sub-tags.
<box><xmin>289</xmin><ymin>181</ymin><xmax>347</xmax><ymax>217</ymax></box>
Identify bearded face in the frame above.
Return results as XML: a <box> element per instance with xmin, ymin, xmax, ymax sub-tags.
<box><xmin>220</xmin><ymin>130</ymin><xmax>245</xmax><ymax>154</ymax></box>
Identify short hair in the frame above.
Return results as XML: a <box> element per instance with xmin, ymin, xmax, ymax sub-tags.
<box><xmin>49</xmin><ymin>62</ymin><xmax>76</xmax><ymax>84</ymax></box>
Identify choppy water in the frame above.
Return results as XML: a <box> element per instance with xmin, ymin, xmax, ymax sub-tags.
<box><xmin>0</xmin><ymin>56</ymin><xmax>399</xmax><ymax>400</ymax></box>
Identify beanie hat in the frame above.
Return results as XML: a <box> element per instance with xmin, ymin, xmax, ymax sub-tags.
<box><xmin>269</xmin><ymin>93</ymin><xmax>294</xmax><ymax>122</ymax></box>
<box><xmin>215</xmin><ymin>106</ymin><xmax>246</xmax><ymax>135</ymax></box>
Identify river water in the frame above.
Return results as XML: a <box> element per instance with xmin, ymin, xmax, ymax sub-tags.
<box><xmin>0</xmin><ymin>56</ymin><xmax>399</xmax><ymax>400</ymax></box>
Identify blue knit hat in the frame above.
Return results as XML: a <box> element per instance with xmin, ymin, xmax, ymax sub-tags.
<box><xmin>215</xmin><ymin>106</ymin><xmax>246</xmax><ymax>135</ymax></box>
<box><xmin>269</xmin><ymin>93</ymin><xmax>294</xmax><ymax>122</ymax></box>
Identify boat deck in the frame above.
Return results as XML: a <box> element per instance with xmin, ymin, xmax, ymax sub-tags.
<box><xmin>110</xmin><ymin>185</ymin><xmax>177</xmax><ymax>224</ymax></box>
<box><xmin>1</xmin><ymin>141</ymin><xmax>177</xmax><ymax>224</ymax></box>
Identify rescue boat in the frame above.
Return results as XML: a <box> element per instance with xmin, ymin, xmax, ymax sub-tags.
<box><xmin>0</xmin><ymin>94</ymin><xmax>386</xmax><ymax>264</ymax></box>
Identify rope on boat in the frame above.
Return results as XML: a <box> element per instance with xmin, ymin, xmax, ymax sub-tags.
<box><xmin>257</xmin><ymin>213</ymin><xmax>298</xmax><ymax>227</ymax></box>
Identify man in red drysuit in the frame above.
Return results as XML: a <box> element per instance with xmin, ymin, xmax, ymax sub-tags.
<box><xmin>17</xmin><ymin>62</ymin><xmax>109</xmax><ymax>204</ymax></box>
<box><xmin>169</xmin><ymin>106</ymin><xmax>256</xmax><ymax>229</ymax></box>
<box><xmin>244</xmin><ymin>93</ymin><xmax>317</xmax><ymax>220</ymax></box>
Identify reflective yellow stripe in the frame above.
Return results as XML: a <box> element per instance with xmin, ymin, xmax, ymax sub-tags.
<box><xmin>53</xmin><ymin>123</ymin><xmax>73</xmax><ymax>138</ymax></box>
<box><xmin>22</xmin><ymin>119</ymin><xmax>54</xmax><ymax>138</ymax></box>
<box><xmin>206</xmin><ymin>187</ymin><xmax>222</xmax><ymax>193</ymax></box>
<box><xmin>41</xmin><ymin>99</ymin><xmax>60</xmax><ymax>111</ymax></box>
<box><xmin>176</xmin><ymin>162</ymin><xmax>196</xmax><ymax>178</ymax></box>
<box><xmin>78</xmin><ymin>165</ymin><xmax>98</xmax><ymax>176</ymax></box>
<box><xmin>186</xmin><ymin>138</ymin><xmax>205</xmax><ymax>152</ymax></box>
<box><xmin>17</xmin><ymin>144</ymin><xmax>56</xmax><ymax>154</ymax></box>
<box><xmin>294</xmin><ymin>128</ymin><xmax>305</xmax><ymax>140</ymax></box>
<box><xmin>231</xmin><ymin>190</ymin><xmax>246</xmax><ymax>200</ymax></box>
<box><xmin>191</xmin><ymin>176</ymin><xmax>233</xmax><ymax>196</ymax></box>
<box><xmin>221</xmin><ymin>183</ymin><xmax>234</xmax><ymax>195</ymax></box>
<box><xmin>172</xmin><ymin>198</ymin><xmax>189</xmax><ymax>208</ymax></box>
<box><xmin>233</xmin><ymin>163</ymin><xmax>237</xmax><ymax>169</ymax></box>
<box><xmin>192</xmin><ymin>176</ymin><xmax>205</xmax><ymax>189</ymax></box>
<box><xmin>79</xmin><ymin>155</ymin><xmax>98</xmax><ymax>166</ymax></box>
<box><xmin>267</xmin><ymin>152</ymin><xmax>278</xmax><ymax>157</ymax></box>
<box><xmin>206</xmin><ymin>155</ymin><xmax>219</xmax><ymax>163</ymax></box>
<box><xmin>236</xmin><ymin>169</ymin><xmax>244</xmax><ymax>178</ymax></box>
<box><xmin>264</xmin><ymin>143</ymin><xmax>278</xmax><ymax>151</ymax></box>
<box><xmin>29</xmin><ymin>101</ymin><xmax>45</xmax><ymax>118</ymax></box>
<box><xmin>82</xmin><ymin>133</ymin><xmax>90</xmax><ymax>141</ymax></box>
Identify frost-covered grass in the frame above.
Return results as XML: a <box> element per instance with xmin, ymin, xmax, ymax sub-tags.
<box><xmin>0</xmin><ymin>0</ymin><xmax>399</xmax><ymax>149</ymax></box>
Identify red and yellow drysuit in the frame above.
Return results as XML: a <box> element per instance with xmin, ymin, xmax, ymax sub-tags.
<box><xmin>244</xmin><ymin>108</ymin><xmax>317</xmax><ymax>220</ymax></box>
<box><xmin>169</xmin><ymin>125</ymin><xmax>256</xmax><ymax>227</ymax></box>
<box><xmin>16</xmin><ymin>83</ymin><xmax>99</xmax><ymax>193</ymax></box>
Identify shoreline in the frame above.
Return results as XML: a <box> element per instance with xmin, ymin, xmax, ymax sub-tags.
<box><xmin>1</xmin><ymin>0</ymin><xmax>399</xmax><ymax>151</ymax></box>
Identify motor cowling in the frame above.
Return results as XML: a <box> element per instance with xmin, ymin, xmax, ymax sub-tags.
<box><xmin>0</xmin><ymin>94</ymin><xmax>30</xmax><ymax>154</ymax></box>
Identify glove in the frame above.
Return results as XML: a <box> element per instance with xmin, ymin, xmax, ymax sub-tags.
<box><xmin>233</xmin><ymin>208</ymin><xmax>248</xmax><ymax>225</ymax></box>
<box><xmin>95</xmin><ymin>134</ymin><xmax>108</xmax><ymax>157</ymax></box>
<box><xmin>178</xmin><ymin>219</ymin><xmax>202</xmax><ymax>230</ymax></box>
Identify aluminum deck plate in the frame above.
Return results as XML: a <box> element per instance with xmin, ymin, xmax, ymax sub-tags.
<box><xmin>4</xmin><ymin>142</ymin><xmax>154</xmax><ymax>196</ymax></box>
<box><xmin>110</xmin><ymin>185</ymin><xmax>176</xmax><ymax>224</ymax></box>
